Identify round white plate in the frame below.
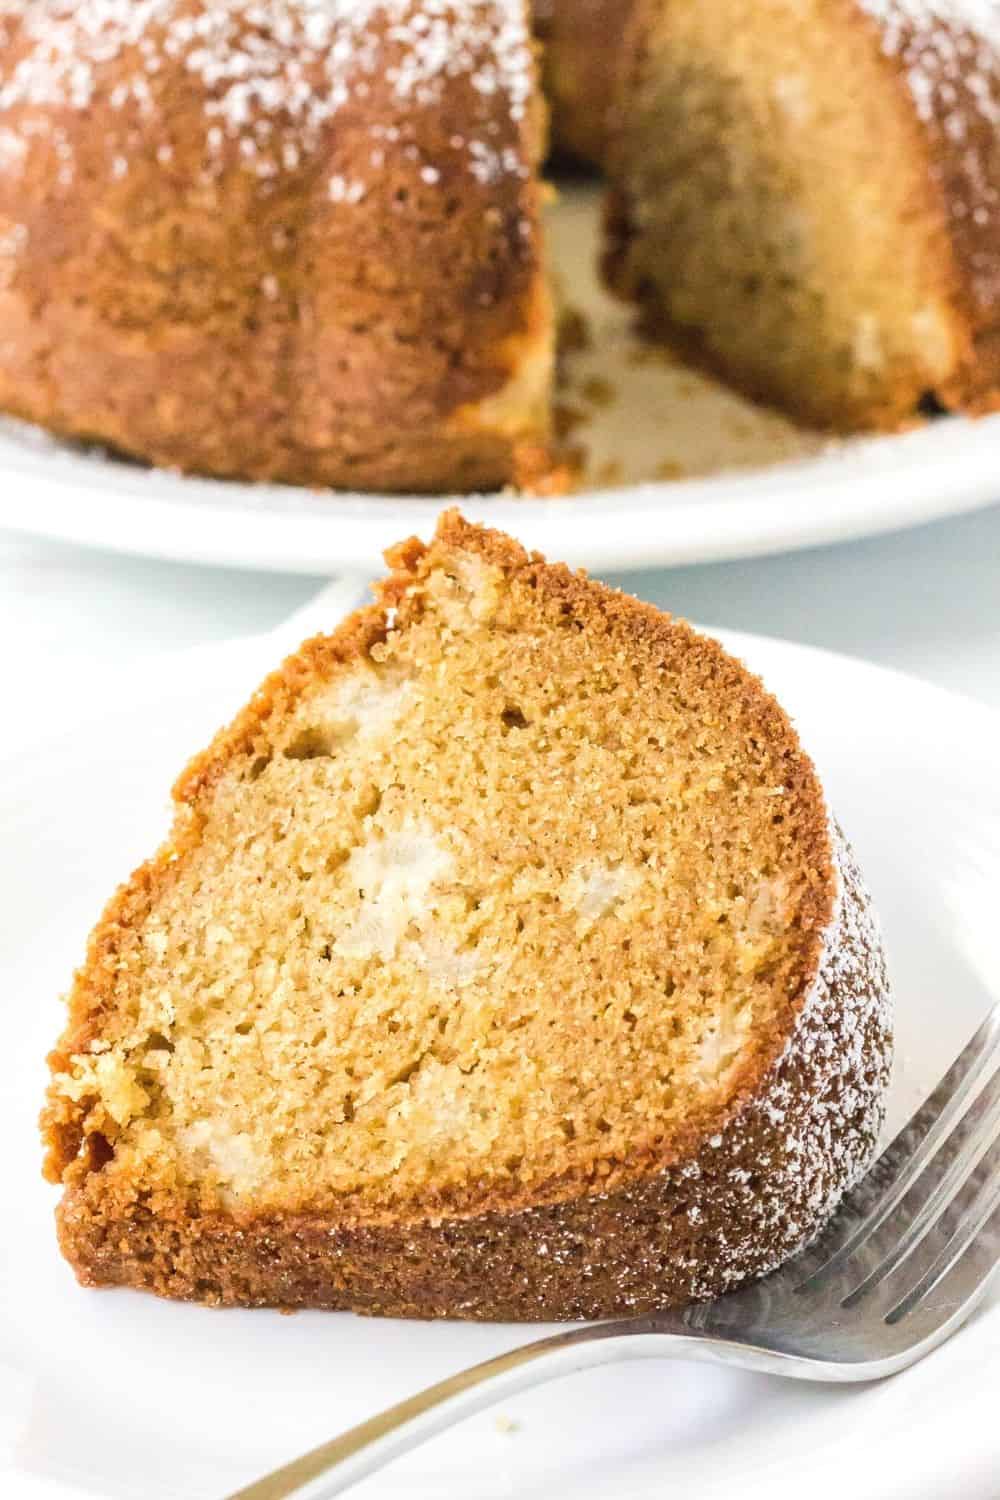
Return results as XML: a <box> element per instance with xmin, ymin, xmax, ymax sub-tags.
<box><xmin>3</xmin><ymin>185</ymin><xmax>1000</xmax><ymax>575</ymax></box>
<box><xmin>1</xmin><ymin>625</ymin><xmax>998</xmax><ymax>1500</ymax></box>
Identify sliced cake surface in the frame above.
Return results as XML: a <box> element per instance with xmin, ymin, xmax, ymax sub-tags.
<box><xmin>603</xmin><ymin>0</ymin><xmax>1000</xmax><ymax>429</ymax></box>
<box><xmin>43</xmin><ymin>513</ymin><xmax>891</xmax><ymax>1318</ymax></box>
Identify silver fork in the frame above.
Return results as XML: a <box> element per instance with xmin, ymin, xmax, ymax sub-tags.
<box><xmin>228</xmin><ymin>1003</ymin><xmax>1000</xmax><ymax>1500</ymax></box>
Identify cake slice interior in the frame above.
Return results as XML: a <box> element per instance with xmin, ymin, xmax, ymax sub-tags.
<box><xmin>44</xmin><ymin>512</ymin><xmax>835</xmax><ymax>1229</ymax></box>
<box><xmin>602</xmin><ymin>0</ymin><xmax>967</xmax><ymax>430</ymax></box>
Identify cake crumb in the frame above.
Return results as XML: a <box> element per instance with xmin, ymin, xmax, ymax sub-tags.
<box><xmin>580</xmin><ymin>374</ymin><xmax>616</xmax><ymax>408</ymax></box>
<box><xmin>655</xmin><ymin>458</ymin><xmax>686</xmax><ymax>480</ymax></box>
<box><xmin>553</xmin><ymin>401</ymin><xmax>589</xmax><ymax>439</ymax></box>
<box><xmin>594</xmin><ymin>458</ymin><xmax>624</xmax><ymax>485</ymax></box>
<box><xmin>557</xmin><ymin>303</ymin><xmax>593</xmax><ymax>354</ymax></box>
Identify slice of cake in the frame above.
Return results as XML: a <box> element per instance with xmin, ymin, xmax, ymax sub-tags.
<box><xmin>42</xmin><ymin>513</ymin><xmax>891</xmax><ymax>1319</ymax></box>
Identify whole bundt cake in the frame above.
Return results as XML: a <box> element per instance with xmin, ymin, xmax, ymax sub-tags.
<box><xmin>42</xmin><ymin>512</ymin><xmax>892</xmax><ymax>1318</ymax></box>
<box><xmin>4</xmin><ymin>0</ymin><xmax>1000</xmax><ymax>486</ymax></box>
<box><xmin>0</xmin><ymin>0</ymin><xmax>552</xmax><ymax>491</ymax></box>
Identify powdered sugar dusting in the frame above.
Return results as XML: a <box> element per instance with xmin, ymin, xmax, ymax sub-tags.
<box><xmin>622</xmin><ymin>820</ymin><xmax>893</xmax><ymax>1302</ymax></box>
<box><xmin>415</xmin><ymin>819</ymin><xmax>893</xmax><ymax>1317</ymax></box>
<box><xmin>362</xmin><ymin>821</ymin><xmax>892</xmax><ymax>1320</ymax></box>
<box><xmin>860</xmin><ymin>0</ymin><xmax>1000</xmax><ymax>306</ymax></box>
<box><xmin>862</xmin><ymin>0</ymin><xmax>1000</xmax><ymax>61</ymax></box>
<box><xmin>717</xmin><ymin>822</ymin><xmax>893</xmax><ymax>1269</ymax></box>
<box><xmin>0</xmin><ymin>0</ymin><xmax>533</xmax><ymax>186</ymax></box>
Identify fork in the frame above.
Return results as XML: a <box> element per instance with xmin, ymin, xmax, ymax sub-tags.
<box><xmin>228</xmin><ymin>1002</ymin><xmax>1000</xmax><ymax>1500</ymax></box>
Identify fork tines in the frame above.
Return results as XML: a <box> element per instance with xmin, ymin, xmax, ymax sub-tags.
<box><xmin>797</xmin><ymin>1001</ymin><xmax>1000</xmax><ymax>1322</ymax></box>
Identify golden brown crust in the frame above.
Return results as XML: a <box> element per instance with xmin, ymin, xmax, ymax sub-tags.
<box><xmin>43</xmin><ymin>511</ymin><xmax>892</xmax><ymax>1316</ymax></box>
<box><xmin>0</xmin><ymin>2</ymin><xmax>551</xmax><ymax>492</ymax></box>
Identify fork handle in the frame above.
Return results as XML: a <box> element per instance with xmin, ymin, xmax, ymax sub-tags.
<box><xmin>225</xmin><ymin>1318</ymin><xmax>689</xmax><ymax>1500</ymax></box>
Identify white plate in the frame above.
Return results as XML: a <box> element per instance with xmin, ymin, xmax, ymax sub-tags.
<box><xmin>1</xmin><ymin>624</ymin><xmax>998</xmax><ymax>1500</ymax></box>
<box><xmin>3</xmin><ymin>185</ymin><xmax>1000</xmax><ymax>574</ymax></box>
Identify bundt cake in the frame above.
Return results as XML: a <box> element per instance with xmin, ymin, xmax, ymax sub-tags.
<box><xmin>3</xmin><ymin>1</ymin><xmax>1000</xmax><ymax>485</ymax></box>
<box><xmin>0</xmin><ymin>1</ymin><xmax>552</xmax><ymax>492</ymax></box>
<box><xmin>42</xmin><ymin>511</ymin><xmax>892</xmax><ymax>1319</ymax></box>
<box><xmin>576</xmin><ymin>0</ymin><xmax>1000</xmax><ymax>430</ymax></box>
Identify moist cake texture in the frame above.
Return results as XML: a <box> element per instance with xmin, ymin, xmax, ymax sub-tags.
<box><xmin>601</xmin><ymin>0</ymin><xmax>1000</xmax><ymax>429</ymax></box>
<box><xmin>42</xmin><ymin>513</ymin><xmax>892</xmax><ymax>1317</ymax></box>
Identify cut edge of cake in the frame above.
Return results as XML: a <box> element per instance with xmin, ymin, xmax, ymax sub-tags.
<box><xmin>41</xmin><ymin>513</ymin><xmax>892</xmax><ymax>1318</ymax></box>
